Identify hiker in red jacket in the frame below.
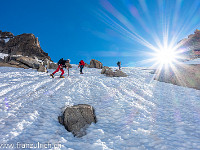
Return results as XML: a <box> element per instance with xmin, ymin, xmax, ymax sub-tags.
<box><xmin>50</xmin><ymin>58</ymin><xmax>67</xmax><ymax>78</ymax></box>
<box><xmin>78</xmin><ymin>60</ymin><xmax>85</xmax><ymax>74</ymax></box>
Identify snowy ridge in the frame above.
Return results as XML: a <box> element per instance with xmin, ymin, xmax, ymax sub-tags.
<box><xmin>0</xmin><ymin>66</ymin><xmax>200</xmax><ymax>149</ymax></box>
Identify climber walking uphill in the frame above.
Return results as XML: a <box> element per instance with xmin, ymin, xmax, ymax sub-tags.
<box><xmin>50</xmin><ymin>58</ymin><xmax>67</xmax><ymax>78</ymax></box>
<box><xmin>117</xmin><ymin>61</ymin><xmax>121</xmax><ymax>70</ymax></box>
<box><xmin>78</xmin><ymin>60</ymin><xmax>85</xmax><ymax>74</ymax></box>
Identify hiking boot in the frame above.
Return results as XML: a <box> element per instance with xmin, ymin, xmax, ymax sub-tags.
<box><xmin>50</xmin><ymin>73</ymin><xmax>54</xmax><ymax>78</ymax></box>
<box><xmin>80</xmin><ymin>72</ymin><xmax>84</xmax><ymax>74</ymax></box>
<box><xmin>60</xmin><ymin>75</ymin><xmax>64</xmax><ymax>78</ymax></box>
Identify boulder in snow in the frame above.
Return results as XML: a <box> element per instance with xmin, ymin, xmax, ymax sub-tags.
<box><xmin>16</xmin><ymin>56</ymin><xmax>40</xmax><ymax>69</ymax></box>
<box><xmin>88</xmin><ymin>59</ymin><xmax>103</xmax><ymax>69</ymax></box>
<box><xmin>48</xmin><ymin>62</ymin><xmax>58</xmax><ymax>69</ymax></box>
<box><xmin>37</xmin><ymin>64</ymin><xmax>47</xmax><ymax>72</ymax></box>
<box><xmin>59</xmin><ymin>104</ymin><xmax>97</xmax><ymax>137</ymax></box>
<box><xmin>101</xmin><ymin>66</ymin><xmax>109</xmax><ymax>74</ymax></box>
<box><xmin>113</xmin><ymin>70</ymin><xmax>128</xmax><ymax>77</ymax></box>
<box><xmin>9</xmin><ymin>60</ymin><xmax>20</xmax><ymax>65</ymax></box>
<box><xmin>101</xmin><ymin>67</ymin><xmax>127</xmax><ymax>77</ymax></box>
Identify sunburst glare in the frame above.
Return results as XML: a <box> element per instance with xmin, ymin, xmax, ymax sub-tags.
<box><xmin>96</xmin><ymin>0</ymin><xmax>200</xmax><ymax>69</ymax></box>
<box><xmin>154</xmin><ymin>46</ymin><xmax>178</xmax><ymax>65</ymax></box>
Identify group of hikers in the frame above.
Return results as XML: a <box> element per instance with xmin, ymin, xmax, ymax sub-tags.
<box><xmin>50</xmin><ymin>58</ymin><xmax>121</xmax><ymax>78</ymax></box>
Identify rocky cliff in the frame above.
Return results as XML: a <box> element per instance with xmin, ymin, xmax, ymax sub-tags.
<box><xmin>0</xmin><ymin>30</ymin><xmax>50</xmax><ymax>60</ymax></box>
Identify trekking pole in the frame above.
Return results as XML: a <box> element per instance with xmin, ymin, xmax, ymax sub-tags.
<box><xmin>68</xmin><ymin>68</ymin><xmax>69</xmax><ymax>76</ymax></box>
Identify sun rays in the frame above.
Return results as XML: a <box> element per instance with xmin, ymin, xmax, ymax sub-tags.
<box><xmin>95</xmin><ymin>0</ymin><xmax>200</xmax><ymax>68</ymax></box>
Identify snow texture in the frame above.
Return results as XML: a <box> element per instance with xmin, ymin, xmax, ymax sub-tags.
<box><xmin>4</xmin><ymin>38</ymin><xmax>10</xmax><ymax>43</ymax></box>
<box><xmin>0</xmin><ymin>65</ymin><xmax>200</xmax><ymax>150</ymax></box>
<box><xmin>0</xmin><ymin>53</ymin><xmax>8</xmax><ymax>59</ymax></box>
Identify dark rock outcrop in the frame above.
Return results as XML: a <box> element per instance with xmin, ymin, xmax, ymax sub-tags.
<box><xmin>0</xmin><ymin>30</ymin><xmax>53</xmax><ymax>72</ymax></box>
<box><xmin>88</xmin><ymin>59</ymin><xmax>103</xmax><ymax>69</ymax></box>
<box><xmin>0</xmin><ymin>30</ymin><xmax>50</xmax><ymax>61</ymax></box>
<box><xmin>0</xmin><ymin>30</ymin><xmax>14</xmax><ymax>38</ymax></box>
<box><xmin>2</xmin><ymin>33</ymin><xmax>50</xmax><ymax>60</ymax></box>
<box><xmin>58</xmin><ymin>104</ymin><xmax>97</xmax><ymax>137</ymax></box>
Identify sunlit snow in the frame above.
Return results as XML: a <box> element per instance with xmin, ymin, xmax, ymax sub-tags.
<box><xmin>0</xmin><ymin>65</ymin><xmax>199</xmax><ymax>149</ymax></box>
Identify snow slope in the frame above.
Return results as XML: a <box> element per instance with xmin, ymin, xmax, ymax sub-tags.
<box><xmin>0</xmin><ymin>66</ymin><xmax>200</xmax><ymax>150</ymax></box>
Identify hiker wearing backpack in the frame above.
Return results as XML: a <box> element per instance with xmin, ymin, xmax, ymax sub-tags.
<box><xmin>50</xmin><ymin>58</ymin><xmax>67</xmax><ymax>78</ymax></box>
<box><xmin>78</xmin><ymin>60</ymin><xmax>85</xmax><ymax>74</ymax></box>
<box><xmin>117</xmin><ymin>61</ymin><xmax>121</xmax><ymax>70</ymax></box>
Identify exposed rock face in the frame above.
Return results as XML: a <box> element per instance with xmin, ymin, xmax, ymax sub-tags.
<box><xmin>0</xmin><ymin>31</ymin><xmax>14</xmax><ymax>51</ymax></box>
<box><xmin>0</xmin><ymin>30</ymin><xmax>50</xmax><ymax>61</ymax></box>
<box><xmin>88</xmin><ymin>59</ymin><xmax>103</xmax><ymax>69</ymax></box>
<box><xmin>0</xmin><ymin>30</ymin><xmax>14</xmax><ymax>38</ymax></box>
<box><xmin>38</xmin><ymin>65</ymin><xmax>47</xmax><ymax>72</ymax></box>
<box><xmin>59</xmin><ymin>104</ymin><xmax>97</xmax><ymax>137</ymax></box>
<box><xmin>2</xmin><ymin>55</ymin><xmax>50</xmax><ymax>71</ymax></box>
<box><xmin>0</xmin><ymin>30</ymin><xmax>53</xmax><ymax>72</ymax></box>
<box><xmin>154</xmin><ymin>64</ymin><xmax>200</xmax><ymax>90</ymax></box>
<box><xmin>2</xmin><ymin>34</ymin><xmax>50</xmax><ymax>60</ymax></box>
<box><xmin>16</xmin><ymin>56</ymin><xmax>40</xmax><ymax>69</ymax></box>
<box><xmin>49</xmin><ymin>62</ymin><xmax>58</xmax><ymax>69</ymax></box>
<box><xmin>101</xmin><ymin>66</ymin><xmax>110</xmax><ymax>74</ymax></box>
<box><xmin>114</xmin><ymin>70</ymin><xmax>128</xmax><ymax>77</ymax></box>
<box><xmin>101</xmin><ymin>66</ymin><xmax>128</xmax><ymax>77</ymax></box>
<box><xmin>177</xmin><ymin>29</ymin><xmax>200</xmax><ymax>61</ymax></box>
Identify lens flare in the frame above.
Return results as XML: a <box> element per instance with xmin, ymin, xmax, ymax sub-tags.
<box><xmin>153</xmin><ymin>46</ymin><xmax>179</xmax><ymax>65</ymax></box>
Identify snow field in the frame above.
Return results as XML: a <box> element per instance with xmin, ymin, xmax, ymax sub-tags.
<box><xmin>0</xmin><ymin>66</ymin><xmax>200</xmax><ymax>150</ymax></box>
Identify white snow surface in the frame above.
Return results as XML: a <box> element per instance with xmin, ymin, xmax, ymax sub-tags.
<box><xmin>0</xmin><ymin>65</ymin><xmax>200</xmax><ymax>150</ymax></box>
<box><xmin>183</xmin><ymin>58</ymin><xmax>200</xmax><ymax>64</ymax></box>
<box><xmin>4</xmin><ymin>38</ymin><xmax>10</xmax><ymax>43</ymax></box>
<box><xmin>0</xmin><ymin>53</ymin><xmax>8</xmax><ymax>59</ymax></box>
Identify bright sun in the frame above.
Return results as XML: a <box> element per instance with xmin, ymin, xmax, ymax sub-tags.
<box><xmin>154</xmin><ymin>47</ymin><xmax>178</xmax><ymax>65</ymax></box>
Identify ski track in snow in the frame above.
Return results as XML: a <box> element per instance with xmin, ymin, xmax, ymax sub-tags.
<box><xmin>0</xmin><ymin>66</ymin><xmax>200</xmax><ymax>150</ymax></box>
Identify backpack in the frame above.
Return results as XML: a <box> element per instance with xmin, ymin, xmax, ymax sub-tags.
<box><xmin>58</xmin><ymin>58</ymin><xmax>63</xmax><ymax>65</ymax></box>
<box><xmin>117</xmin><ymin>61</ymin><xmax>120</xmax><ymax>66</ymax></box>
<box><xmin>58</xmin><ymin>58</ymin><xmax>66</xmax><ymax>65</ymax></box>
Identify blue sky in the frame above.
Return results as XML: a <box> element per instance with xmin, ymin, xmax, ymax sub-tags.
<box><xmin>1</xmin><ymin>0</ymin><xmax>200</xmax><ymax>67</ymax></box>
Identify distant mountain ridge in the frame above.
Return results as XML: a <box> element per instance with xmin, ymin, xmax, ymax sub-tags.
<box><xmin>0</xmin><ymin>30</ymin><xmax>51</xmax><ymax>60</ymax></box>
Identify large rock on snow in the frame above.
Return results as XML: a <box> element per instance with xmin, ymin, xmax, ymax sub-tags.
<box><xmin>37</xmin><ymin>64</ymin><xmax>47</xmax><ymax>72</ymax></box>
<box><xmin>113</xmin><ymin>70</ymin><xmax>128</xmax><ymax>77</ymax></box>
<box><xmin>48</xmin><ymin>62</ymin><xmax>58</xmax><ymax>69</ymax></box>
<box><xmin>58</xmin><ymin>104</ymin><xmax>97</xmax><ymax>137</ymax></box>
<box><xmin>88</xmin><ymin>59</ymin><xmax>103</xmax><ymax>69</ymax></box>
<box><xmin>154</xmin><ymin>64</ymin><xmax>200</xmax><ymax>90</ymax></box>
<box><xmin>101</xmin><ymin>66</ymin><xmax>109</xmax><ymax>74</ymax></box>
<box><xmin>16</xmin><ymin>56</ymin><xmax>40</xmax><ymax>69</ymax></box>
<box><xmin>101</xmin><ymin>67</ymin><xmax>127</xmax><ymax>77</ymax></box>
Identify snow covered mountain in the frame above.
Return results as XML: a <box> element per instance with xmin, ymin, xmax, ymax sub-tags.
<box><xmin>0</xmin><ymin>66</ymin><xmax>199</xmax><ymax>149</ymax></box>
